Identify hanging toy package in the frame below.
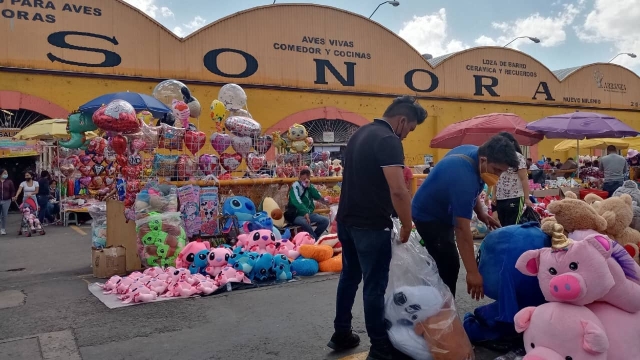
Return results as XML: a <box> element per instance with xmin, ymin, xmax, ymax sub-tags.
<box><xmin>88</xmin><ymin>203</ymin><xmax>107</xmax><ymax>249</ymax></box>
<box><xmin>386</xmin><ymin>218</ymin><xmax>474</xmax><ymax>360</ymax></box>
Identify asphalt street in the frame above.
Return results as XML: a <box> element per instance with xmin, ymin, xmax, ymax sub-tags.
<box><xmin>0</xmin><ymin>213</ymin><xmax>502</xmax><ymax>360</ymax></box>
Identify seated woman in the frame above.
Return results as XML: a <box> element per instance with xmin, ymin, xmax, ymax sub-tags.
<box><xmin>47</xmin><ymin>180</ymin><xmax>61</xmax><ymax>224</ymax></box>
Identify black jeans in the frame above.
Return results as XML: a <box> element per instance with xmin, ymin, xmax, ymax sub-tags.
<box><xmin>603</xmin><ymin>180</ymin><xmax>623</xmax><ymax>198</ymax></box>
<box><xmin>414</xmin><ymin>220</ymin><xmax>459</xmax><ymax>297</ymax></box>
<box><xmin>496</xmin><ymin>197</ymin><xmax>523</xmax><ymax>227</ymax></box>
<box><xmin>334</xmin><ymin>223</ymin><xmax>392</xmax><ymax>346</ymax></box>
<box><xmin>36</xmin><ymin>195</ymin><xmax>52</xmax><ymax>224</ymax></box>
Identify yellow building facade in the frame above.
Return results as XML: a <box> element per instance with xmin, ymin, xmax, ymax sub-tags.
<box><xmin>1</xmin><ymin>1</ymin><xmax>639</xmax><ymax>164</ymax></box>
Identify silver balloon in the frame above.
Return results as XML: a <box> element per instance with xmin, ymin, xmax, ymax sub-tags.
<box><xmin>218</xmin><ymin>84</ymin><xmax>247</xmax><ymax>111</ymax></box>
<box><xmin>228</xmin><ymin>109</ymin><xmax>252</xmax><ymax>118</ymax></box>
<box><xmin>188</xmin><ymin>97</ymin><xmax>202</xmax><ymax>118</ymax></box>
<box><xmin>152</xmin><ymin>79</ymin><xmax>188</xmax><ymax>107</ymax></box>
<box><xmin>224</xmin><ymin>116</ymin><xmax>262</xmax><ymax>138</ymax></box>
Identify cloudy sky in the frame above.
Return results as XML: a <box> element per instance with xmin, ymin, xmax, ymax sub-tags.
<box><xmin>123</xmin><ymin>0</ymin><xmax>640</xmax><ymax>73</ymax></box>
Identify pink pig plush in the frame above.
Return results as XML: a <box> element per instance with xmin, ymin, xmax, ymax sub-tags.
<box><xmin>516</xmin><ymin>227</ymin><xmax>640</xmax><ymax>313</ymax></box>
<box><xmin>293</xmin><ymin>232</ymin><xmax>315</xmax><ymax>248</ymax></box>
<box><xmin>206</xmin><ymin>247</ymin><xmax>233</xmax><ymax>276</ymax></box>
<box><xmin>246</xmin><ymin>229</ymin><xmax>277</xmax><ymax>255</ymax></box>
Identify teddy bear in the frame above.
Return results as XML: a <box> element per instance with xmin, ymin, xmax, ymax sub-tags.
<box><xmin>330</xmin><ymin>159</ymin><xmax>343</xmax><ymax>177</ymax></box>
<box><xmin>612</xmin><ymin>180</ymin><xmax>640</xmax><ymax>231</ymax></box>
<box><xmin>539</xmin><ymin>191</ymin><xmax>608</xmax><ymax>237</ymax></box>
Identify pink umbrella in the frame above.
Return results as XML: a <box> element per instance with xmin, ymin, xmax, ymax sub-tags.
<box><xmin>430</xmin><ymin>113</ymin><xmax>543</xmax><ymax>149</ymax></box>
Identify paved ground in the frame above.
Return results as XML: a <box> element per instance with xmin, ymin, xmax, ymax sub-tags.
<box><xmin>0</xmin><ymin>213</ymin><xmax>503</xmax><ymax>360</ymax></box>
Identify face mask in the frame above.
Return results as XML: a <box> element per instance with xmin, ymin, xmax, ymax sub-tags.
<box><xmin>480</xmin><ymin>161</ymin><xmax>500</xmax><ymax>187</ymax></box>
<box><xmin>301</xmin><ymin>180</ymin><xmax>310</xmax><ymax>188</ymax></box>
<box><xmin>1</xmin><ymin>174</ymin><xmax>7</xmax><ymax>180</ymax></box>
<box><xmin>394</xmin><ymin>119</ymin><xmax>406</xmax><ymax>139</ymax></box>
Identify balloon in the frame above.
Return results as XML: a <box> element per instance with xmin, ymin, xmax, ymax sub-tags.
<box><xmin>79</xmin><ymin>165</ymin><xmax>92</xmax><ymax>177</ymax></box>
<box><xmin>152</xmin><ymin>79</ymin><xmax>189</xmax><ymax>107</ymax></box>
<box><xmin>91</xmin><ymin>154</ymin><xmax>105</xmax><ymax>164</ymax></box>
<box><xmin>79</xmin><ymin>155</ymin><xmax>92</xmax><ymax>166</ymax></box>
<box><xmin>171</xmin><ymin>99</ymin><xmax>190</xmax><ymax>128</ymax></box>
<box><xmin>131</xmin><ymin>138</ymin><xmax>146</xmax><ymax>154</ymax></box>
<box><xmin>59</xmin><ymin>112</ymin><xmax>96</xmax><ymax>149</ymax></box>
<box><xmin>231</xmin><ymin>135</ymin><xmax>252</xmax><ymax>158</ymax></box>
<box><xmin>254</xmin><ymin>135</ymin><xmax>273</xmax><ymax>154</ymax></box>
<box><xmin>158</xmin><ymin>112</ymin><xmax>176</xmax><ymax>127</ymax></box>
<box><xmin>210</xmin><ymin>132</ymin><xmax>232</xmax><ymax>154</ymax></box>
<box><xmin>218</xmin><ymin>84</ymin><xmax>247</xmax><ymax>110</ymax></box>
<box><xmin>184</xmin><ymin>130</ymin><xmax>206</xmax><ymax>155</ymax></box>
<box><xmin>220</xmin><ymin>153</ymin><xmax>242</xmax><ymax>172</ymax></box>
<box><xmin>111</xmin><ymin>134</ymin><xmax>128</xmax><ymax>156</ymax></box>
<box><xmin>92</xmin><ymin>99</ymin><xmax>139</xmax><ymax>133</ymax></box>
<box><xmin>59</xmin><ymin>157</ymin><xmax>77</xmax><ymax>177</ymax></box>
<box><xmin>128</xmin><ymin>154</ymin><xmax>142</xmax><ymax>166</ymax></box>
<box><xmin>104</xmin><ymin>147</ymin><xmax>117</xmax><ymax>164</ymax></box>
<box><xmin>140</xmin><ymin>120</ymin><xmax>160</xmax><ymax>151</ymax></box>
<box><xmin>92</xmin><ymin>163</ymin><xmax>106</xmax><ymax>176</ymax></box>
<box><xmin>153</xmin><ymin>154</ymin><xmax>179</xmax><ymax>177</ymax></box>
<box><xmin>87</xmin><ymin>137</ymin><xmax>108</xmax><ymax>155</ymax></box>
<box><xmin>136</xmin><ymin>111</ymin><xmax>154</xmax><ymax>125</ymax></box>
<box><xmin>116</xmin><ymin>155</ymin><xmax>128</xmax><ymax>167</ymax></box>
<box><xmin>176</xmin><ymin>155</ymin><xmax>197</xmax><ymax>180</ymax></box>
<box><xmin>122</xmin><ymin>165</ymin><xmax>142</xmax><ymax>180</ymax></box>
<box><xmin>90</xmin><ymin>176</ymin><xmax>105</xmax><ymax>190</ymax></box>
<box><xmin>58</xmin><ymin>148</ymin><xmax>74</xmax><ymax>158</ymax></box>
<box><xmin>198</xmin><ymin>154</ymin><xmax>220</xmax><ymax>176</ymax></box>
<box><xmin>247</xmin><ymin>152</ymin><xmax>266</xmax><ymax>172</ymax></box>
<box><xmin>187</xmin><ymin>97</ymin><xmax>201</xmax><ymax>118</ymax></box>
<box><xmin>159</xmin><ymin>124</ymin><xmax>186</xmax><ymax>150</ymax></box>
<box><xmin>224</xmin><ymin>116</ymin><xmax>261</xmax><ymax>137</ymax></box>
<box><xmin>210</xmin><ymin>100</ymin><xmax>227</xmax><ymax>122</ymax></box>
<box><xmin>79</xmin><ymin>176</ymin><xmax>92</xmax><ymax>187</ymax></box>
<box><xmin>228</xmin><ymin>109</ymin><xmax>252</xmax><ymax>118</ymax></box>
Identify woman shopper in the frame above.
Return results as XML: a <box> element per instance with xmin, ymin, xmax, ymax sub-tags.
<box><xmin>13</xmin><ymin>171</ymin><xmax>39</xmax><ymax>204</ymax></box>
<box><xmin>493</xmin><ymin>132</ymin><xmax>532</xmax><ymax>226</ymax></box>
<box><xmin>0</xmin><ymin>168</ymin><xmax>16</xmax><ymax>235</ymax></box>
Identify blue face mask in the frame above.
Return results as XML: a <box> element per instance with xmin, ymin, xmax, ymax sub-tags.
<box><xmin>1</xmin><ymin>174</ymin><xmax>7</xmax><ymax>180</ymax></box>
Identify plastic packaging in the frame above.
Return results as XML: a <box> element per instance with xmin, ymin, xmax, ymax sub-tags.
<box><xmin>88</xmin><ymin>203</ymin><xmax>107</xmax><ymax>249</ymax></box>
<box><xmin>135</xmin><ymin>211</ymin><xmax>187</xmax><ymax>268</ymax></box>
<box><xmin>386</xmin><ymin>218</ymin><xmax>474</xmax><ymax>360</ymax></box>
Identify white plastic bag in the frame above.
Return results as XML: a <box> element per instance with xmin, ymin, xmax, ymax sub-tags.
<box><xmin>386</xmin><ymin>218</ymin><xmax>474</xmax><ymax>360</ymax></box>
<box><xmin>88</xmin><ymin>203</ymin><xmax>107</xmax><ymax>249</ymax></box>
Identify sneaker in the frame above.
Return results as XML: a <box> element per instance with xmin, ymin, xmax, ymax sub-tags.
<box><xmin>327</xmin><ymin>330</ymin><xmax>360</xmax><ymax>351</ymax></box>
<box><xmin>0</xmin><ymin>229</ymin><xmax>5</xmax><ymax>235</ymax></box>
<box><xmin>366</xmin><ymin>343</ymin><xmax>393</xmax><ymax>360</ymax></box>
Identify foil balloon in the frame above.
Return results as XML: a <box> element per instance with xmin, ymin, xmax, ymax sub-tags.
<box><xmin>220</xmin><ymin>153</ymin><xmax>242</xmax><ymax>172</ymax></box>
<box><xmin>80</xmin><ymin>165</ymin><xmax>92</xmax><ymax>177</ymax></box>
<box><xmin>79</xmin><ymin>155</ymin><xmax>92</xmax><ymax>166</ymax></box>
<box><xmin>122</xmin><ymin>165</ymin><xmax>142</xmax><ymax>180</ymax></box>
<box><xmin>254</xmin><ymin>135</ymin><xmax>273</xmax><ymax>154</ymax></box>
<box><xmin>228</xmin><ymin>109</ymin><xmax>252</xmax><ymax>119</ymax></box>
<box><xmin>131</xmin><ymin>138</ymin><xmax>147</xmax><ymax>154</ymax></box>
<box><xmin>128</xmin><ymin>154</ymin><xmax>142</xmax><ymax>167</ymax></box>
<box><xmin>92</xmin><ymin>153</ymin><xmax>105</xmax><ymax>164</ymax></box>
<box><xmin>136</xmin><ymin>111</ymin><xmax>154</xmax><ymax>125</ymax></box>
<box><xmin>116</xmin><ymin>155</ymin><xmax>128</xmax><ymax>167</ymax></box>
<box><xmin>59</xmin><ymin>157</ymin><xmax>78</xmax><ymax>177</ymax></box>
<box><xmin>104</xmin><ymin>147</ymin><xmax>117</xmax><ymax>164</ymax></box>
<box><xmin>79</xmin><ymin>176</ymin><xmax>92</xmax><ymax>187</ymax></box>
<box><xmin>140</xmin><ymin>120</ymin><xmax>160</xmax><ymax>151</ymax></box>
<box><xmin>111</xmin><ymin>134</ymin><xmax>128</xmax><ymax>156</ymax></box>
<box><xmin>171</xmin><ymin>99</ymin><xmax>190</xmax><ymax>129</ymax></box>
<box><xmin>92</xmin><ymin>163</ymin><xmax>106</xmax><ymax>176</ymax></box>
<box><xmin>224</xmin><ymin>116</ymin><xmax>261</xmax><ymax>138</ymax></box>
<box><xmin>218</xmin><ymin>83</ymin><xmax>247</xmax><ymax>111</ymax></box>
<box><xmin>159</xmin><ymin>124</ymin><xmax>186</xmax><ymax>150</ymax></box>
<box><xmin>210</xmin><ymin>132</ymin><xmax>232</xmax><ymax>154</ymax></box>
<box><xmin>176</xmin><ymin>154</ymin><xmax>197</xmax><ymax>180</ymax></box>
<box><xmin>187</xmin><ymin>97</ymin><xmax>202</xmax><ymax>119</ymax></box>
<box><xmin>247</xmin><ymin>152</ymin><xmax>266</xmax><ymax>172</ymax></box>
<box><xmin>152</xmin><ymin>79</ymin><xmax>189</xmax><ymax>107</ymax></box>
<box><xmin>231</xmin><ymin>135</ymin><xmax>252</xmax><ymax>158</ymax></box>
<box><xmin>153</xmin><ymin>154</ymin><xmax>179</xmax><ymax>177</ymax></box>
<box><xmin>59</xmin><ymin>112</ymin><xmax>97</xmax><ymax>149</ymax></box>
<box><xmin>184</xmin><ymin>130</ymin><xmax>206</xmax><ymax>155</ymax></box>
<box><xmin>209</xmin><ymin>100</ymin><xmax>227</xmax><ymax>122</ymax></box>
<box><xmin>87</xmin><ymin>137</ymin><xmax>107</xmax><ymax>155</ymax></box>
<box><xmin>92</xmin><ymin>99</ymin><xmax>139</xmax><ymax>133</ymax></box>
<box><xmin>198</xmin><ymin>154</ymin><xmax>220</xmax><ymax>176</ymax></box>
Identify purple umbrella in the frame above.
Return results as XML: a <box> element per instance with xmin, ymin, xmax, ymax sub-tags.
<box><xmin>526</xmin><ymin>112</ymin><xmax>638</xmax><ymax>139</ymax></box>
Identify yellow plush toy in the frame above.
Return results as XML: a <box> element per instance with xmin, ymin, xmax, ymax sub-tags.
<box><xmin>287</xmin><ymin>124</ymin><xmax>313</xmax><ymax>153</ymax></box>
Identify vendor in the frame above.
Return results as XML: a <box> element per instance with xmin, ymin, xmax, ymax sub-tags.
<box><xmin>47</xmin><ymin>179</ymin><xmax>61</xmax><ymax>223</ymax></box>
<box><xmin>287</xmin><ymin>169</ymin><xmax>329</xmax><ymax>240</ymax></box>
<box><xmin>600</xmin><ymin>145</ymin><xmax>628</xmax><ymax>197</ymax></box>
<box><xmin>411</xmin><ymin>135</ymin><xmax>519</xmax><ymax>300</ymax></box>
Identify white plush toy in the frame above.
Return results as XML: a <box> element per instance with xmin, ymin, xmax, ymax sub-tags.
<box><xmin>331</xmin><ymin>159</ymin><xmax>343</xmax><ymax>177</ymax></box>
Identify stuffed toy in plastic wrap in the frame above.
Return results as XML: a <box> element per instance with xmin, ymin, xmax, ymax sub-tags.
<box><xmin>385</xmin><ymin>218</ymin><xmax>474</xmax><ymax>360</ymax></box>
<box><xmin>612</xmin><ymin>180</ymin><xmax>640</xmax><ymax>231</ymax></box>
<box><xmin>136</xmin><ymin>211</ymin><xmax>187</xmax><ymax>267</ymax></box>
<box><xmin>463</xmin><ymin>222</ymin><xmax>551</xmax><ymax>348</ymax></box>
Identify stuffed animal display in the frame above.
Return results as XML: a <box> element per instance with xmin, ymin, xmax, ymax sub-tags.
<box><xmin>612</xmin><ymin>180</ymin><xmax>640</xmax><ymax>231</ymax></box>
<box><xmin>136</xmin><ymin>211</ymin><xmax>187</xmax><ymax>268</ymax></box>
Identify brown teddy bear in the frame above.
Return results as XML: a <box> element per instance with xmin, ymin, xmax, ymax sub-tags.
<box><xmin>540</xmin><ymin>191</ymin><xmax>608</xmax><ymax>236</ymax></box>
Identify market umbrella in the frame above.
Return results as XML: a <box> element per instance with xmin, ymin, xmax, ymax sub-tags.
<box><xmin>553</xmin><ymin>138</ymin><xmax>630</xmax><ymax>152</ymax></box>
<box><xmin>526</xmin><ymin>112</ymin><xmax>639</xmax><ymax>139</ymax></box>
<box><xmin>430</xmin><ymin>113</ymin><xmax>543</xmax><ymax>149</ymax></box>
<box><xmin>12</xmin><ymin>119</ymin><xmax>99</xmax><ymax>140</ymax></box>
<box><xmin>78</xmin><ymin>92</ymin><xmax>171</xmax><ymax>118</ymax></box>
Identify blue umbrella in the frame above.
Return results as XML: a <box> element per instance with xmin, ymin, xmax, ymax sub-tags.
<box><xmin>79</xmin><ymin>92</ymin><xmax>171</xmax><ymax>119</ymax></box>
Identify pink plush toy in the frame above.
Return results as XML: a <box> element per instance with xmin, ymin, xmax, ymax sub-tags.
<box><xmin>122</xmin><ymin>285</ymin><xmax>158</xmax><ymax>303</ymax></box>
<box><xmin>246</xmin><ymin>229</ymin><xmax>277</xmax><ymax>255</ymax></box>
<box><xmin>293</xmin><ymin>231</ymin><xmax>315</xmax><ymax>248</ymax></box>
<box><xmin>175</xmin><ymin>239</ymin><xmax>211</xmax><ymax>269</ymax></box>
<box><xmin>167</xmin><ymin>268</ymin><xmax>190</xmax><ymax>284</ymax></box>
<box><xmin>515</xmin><ymin>302</ymin><xmax>640</xmax><ymax>360</ymax></box>
<box><xmin>516</xmin><ymin>227</ymin><xmax>640</xmax><ymax>313</ymax></box>
<box><xmin>143</xmin><ymin>267</ymin><xmax>164</xmax><ymax>277</ymax></box>
<box><xmin>99</xmin><ymin>275</ymin><xmax>122</xmax><ymax>293</ymax></box>
<box><xmin>162</xmin><ymin>280</ymin><xmax>199</xmax><ymax>298</ymax></box>
<box><xmin>206</xmin><ymin>247</ymin><xmax>233</xmax><ymax>276</ymax></box>
<box><xmin>276</xmin><ymin>238</ymin><xmax>300</xmax><ymax>259</ymax></box>
<box><xmin>114</xmin><ymin>277</ymin><xmax>135</xmax><ymax>295</ymax></box>
<box><xmin>145</xmin><ymin>278</ymin><xmax>169</xmax><ymax>295</ymax></box>
<box><xmin>215</xmin><ymin>266</ymin><xmax>251</xmax><ymax>286</ymax></box>
<box><xmin>196</xmin><ymin>278</ymin><xmax>219</xmax><ymax>295</ymax></box>
<box><xmin>128</xmin><ymin>271</ymin><xmax>144</xmax><ymax>279</ymax></box>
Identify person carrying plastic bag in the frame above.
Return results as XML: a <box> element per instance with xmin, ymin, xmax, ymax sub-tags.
<box><xmin>385</xmin><ymin>218</ymin><xmax>475</xmax><ymax>360</ymax></box>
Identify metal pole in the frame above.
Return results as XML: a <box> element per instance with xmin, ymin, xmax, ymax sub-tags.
<box><xmin>369</xmin><ymin>2</ymin><xmax>386</xmax><ymax>19</ymax></box>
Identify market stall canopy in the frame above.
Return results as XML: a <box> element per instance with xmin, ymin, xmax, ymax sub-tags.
<box><xmin>12</xmin><ymin>119</ymin><xmax>99</xmax><ymax>140</ymax></box>
<box><xmin>430</xmin><ymin>113</ymin><xmax>544</xmax><ymax>149</ymax></box>
<box><xmin>621</xmin><ymin>137</ymin><xmax>640</xmax><ymax>150</ymax></box>
<box><xmin>526</xmin><ymin>112</ymin><xmax>639</xmax><ymax>139</ymax></box>
<box><xmin>553</xmin><ymin>138</ymin><xmax>630</xmax><ymax>152</ymax></box>
<box><xmin>79</xmin><ymin>92</ymin><xmax>171</xmax><ymax>119</ymax></box>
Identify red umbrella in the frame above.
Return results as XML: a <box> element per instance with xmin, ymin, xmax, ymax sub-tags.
<box><xmin>430</xmin><ymin>113</ymin><xmax>544</xmax><ymax>149</ymax></box>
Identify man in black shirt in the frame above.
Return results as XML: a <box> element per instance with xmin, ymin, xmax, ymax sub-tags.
<box><xmin>328</xmin><ymin>96</ymin><xmax>427</xmax><ymax>360</ymax></box>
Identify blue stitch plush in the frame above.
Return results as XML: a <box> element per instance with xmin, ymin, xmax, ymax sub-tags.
<box><xmin>222</xmin><ymin>196</ymin><xmax>256</xmax><ymax>233</ymax></box>
<box><xmin>232</xmin><ymin>251</ymin><xmax>258</xmax><ymax>274</ymax></box>
<box><xmin>188</xmin><ymin>249</ymin><xmax>210</xmax><ymax>275</ymax></box>
<box><xmin>273</xmin><ymin>254</ymin><xmax>293</xmax><ymax>281</ymax></box>
<box><xmin>251</xmin><ymin>253</ymin><xmax>274</xmax><ymax>281</ymax></box>
<box><xmin>291</xmin><ymin>256</ymin><xmax>319</xmax><ymax>277</ymax></box>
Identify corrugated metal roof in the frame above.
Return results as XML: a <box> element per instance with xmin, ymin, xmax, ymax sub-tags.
<box><xmin>552</xmin><ymin>66</ymin><xmax>583</xmax><ymax>80</ymax></box>
<box><xmin>427</xmin><ymin>52</ymin><xmax>459</xmax><ymax>67</ymax></box>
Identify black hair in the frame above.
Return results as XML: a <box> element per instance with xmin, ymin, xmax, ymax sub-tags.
<box><xmin>0</xmin><ymin>168</ymin><xmax>5</xmax><ymax>175</ymax></box>
<box><xmin>40</xmin><ymin>170</ymin><xmax>50</xmax><ymax>179</ymax></box>
<box><xmin>584</xmin><ymin>161</ymin><xmax>593</xmax><ymax>167</ymax></box>
<box><xmin>607</xmin><ymin>145</ymin><xmax>617</xmax><ymax>153</ymax></box>
<box><xmin>526</xmin><ymin>158</ymin><xmax>533</xmax><ymax>162</ymax></box>
<box><xmin>383</xmin><ymin>96</ymin><xmax>428</xmax><ymax>125</ymax></box>
<box><xmin>497</xmin><ymin>131</ymin><xmax>522</xmax><ymax>154</ymax></box>
<box><xmin>478</xmin><ymin>135</ymin><xmax>520</xmax><ymax>168</ymax></box>
<box><xmin>299</xmin><ymin>169</ymin><xmax>311</xmax><ymax>177</ymax></box>
<box><xmin>593</xmin><ymin>159</ymin><xmax>600</xmax><ymax>167</ymax></box>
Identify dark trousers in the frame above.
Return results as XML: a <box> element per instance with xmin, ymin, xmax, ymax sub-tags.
<box><xmin>603</xmin><ymin>181</ymin><xmax>623</xmax><ymax>198</ymax></box>
<box><xmin>334</xmin><ymin>222</ymin><xmax>392</xmax><ymax>346</ymax></box>
<box><xmin>414</xmin><ymin>220</ymin><xmax>459</xmax><ymax>297</ymax></box>
<box><xmin>496</xmin><ymin>197</ymin><xmax>523</xmax><ymax>227</ymax></box>
<box><xmin>36</xmin><ymin>195</ymin><xmax>51</xmax><ymax>224</ymax></box>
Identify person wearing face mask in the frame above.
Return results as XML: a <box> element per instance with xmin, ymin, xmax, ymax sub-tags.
<box><xmin>411</xmin><ymin>135</ymin><xmax>519</xmax><ymax>302</ymax></box>
<box><xmin>0</xmin><ymin>168</ymin><xmax>16</xmax><ymax>235</ymax></box>
<box><xmin>328</xmin><ymin>96</ymin><xmax>427</xmax><ymax>360</ymax></box>
<box><xmin>13</xmin><ymin>171</ymin><xmax>39</xmax><ymax>204</ymax></box>
<box><xmin>287</xmin><ymin>169</ymin><xmax>329</xmax><ymax>240</ymax></box>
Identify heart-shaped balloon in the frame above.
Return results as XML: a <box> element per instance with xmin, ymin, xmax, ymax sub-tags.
<box><xmin>210</xmin><ymin>132</ymin><xmax>232</xmax><ymax>154</ymax></box>
<box><xmin>59</xmin><ymin>147</ymin><xmax>74</xmax><ymax>158</ymax></box>
<box><xmin>128</xmin><ymin>154</ymin><xmax>142</xmax><ymax>166</ymax></box>
<box><xmin>224</xmin><ymin>116</ymin><xmax>261</xmax><ymax>137</ymax></box>
<box><xmin>106</xmin><ymin>164</ymin><xmax>117</xmax><ymax>176</ymax></box>
<box><xmin>254</xmin><ymin>135</ymin><xmax>273</xmax><ymax>154</ymax></box>
<box><xmin>247</xmin><ymin>152</ymin><xmax>266</xmax><ymax>172</ymax></box>
<box><xmin>184</xmin><ymin>130</ymin><xmax>206</xmax><ymax>155</ymax></box>
<box><xmin>92</xmin><ymin>164</ymin><xmax>106</xmax><ymax>176</ymax></box>
<box><xmin>105</xmin><ymin>177</ymin><xmax>114</xmax><ymax>186</ymax></box>
<box><xmin>116</xmin><ymin>155</ymin><xmax>128</xmax><ymax>167</ymax></box>
<box><xmin>231</xmin><ymin>136</ymin><xmax>252</xmax><ymax>157</ymax></box>
<box><xmin>122</xmin><ymin>165</ymin><xmax>141</xmax><ymax>180</ymax></box>
<box><xmin>66</xmin><ymin>155</ymin><xmax>80</xmax><ymax>167</ymax></box>
<box><xmin>59</xmin><ymin>164</ymin><xmax>75</xmax><ymax>178</ymax></box>
<box><xmin>140</xmin><ymin>120</ymin><xmax>160</xmax><ymax>151</ymax></box>
<box><xmin>111</xmin><ymin>134</ymin><xmax>128</xmax><ymax>156</ymax></box>
<box><xmin>92</xmin><ymin>154</ymin><xmax>105</xmax><ymax>165</ymax></box>
<box><xmin>79</xmin><ymin>176</ymin><xmax>92</xmax><ymax>187</ymax></box>
<box><xmin>79</xmin><ymin>155</ymin><xmax>92</xmax><ymax>166</ymax></box>
<box><xmin>176</xmin><ymin>155</ymin><xmax>197</xmax><ymax>180</ymax></box>
<box><xmin>92</xmin><ymin>99</ymin><xmax>139</xmax><ymax>133</ymax></box>
<box><xmin>220</xmin><ymin>153</ymin><xmax>242</xmax><ymax>172</ymax></box>
<box><xmin>104</xmin><ymin>148</ymin><xmax>117</xmax><ymax>163</ymax></box>
<box><xmin>131</xmin><ymin>138</ymin><xmax>147</xmax><ymax>154</ymax></box>
<box><xmin>198</xmin><ymin>154</ymin><xmax>220</xmax><ymax>176</ymax></box>
<box><xmin>79</xmin><ymin>165</ymin><xmax>92</xmax><ymax>177</ymax></box>
<box><xmin>90</xmin><ymin>176</ymin><xmax>104</xmax><ymax>189</ymax></box>
<box><xmin>159</xmin><ymin>124</ymin><xmax>186</xmax><ymax>150</ymax></box>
